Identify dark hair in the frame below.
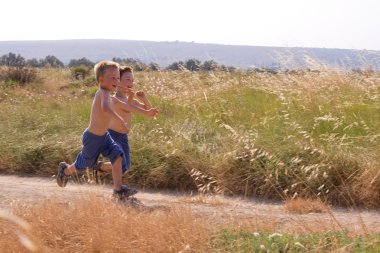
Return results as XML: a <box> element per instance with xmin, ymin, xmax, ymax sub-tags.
<box><xmin>119</xmin><ymin>65</ymin><xmax>133</xmax><ymax>78</ymax></box>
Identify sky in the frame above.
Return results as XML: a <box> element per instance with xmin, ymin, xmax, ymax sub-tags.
<box><xmin>1</xmin><ymin>0</ymin><xmax>379</xmax><ymax>50</ymax></box>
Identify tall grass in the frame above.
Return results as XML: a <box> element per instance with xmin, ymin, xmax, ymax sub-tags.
<box><xmin>0</xmin><ymin>196</ymin><xmax>211</xmax><ymax>252</ymax></box>
<box><xmin>1</xmin><ymin>69</ymin><xmax>380</xmax><ymax>207</ymax></box>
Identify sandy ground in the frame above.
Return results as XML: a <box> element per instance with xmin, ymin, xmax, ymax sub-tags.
<box><xmin>1</xmin><ymin>175</ymin><xmax>380</xmax><ymax>234</ymax></box>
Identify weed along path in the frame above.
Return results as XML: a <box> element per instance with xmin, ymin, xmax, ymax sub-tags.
<box><xmin>1</xmin><ymin>175</ymin><xmax>380</xmax><ymax>235</ymax></box>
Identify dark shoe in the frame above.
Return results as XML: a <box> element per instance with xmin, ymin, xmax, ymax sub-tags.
<box><xmin>113</xmin><ymin>185</ymin><xmax>138</xmax><ymax>200</ymax></box>
<box><xmin>121</xmin><ymin>185</ymin><xmax>138</xmax><ymax>196</ymax></box>
<box><xmin>57</xmin><ymin>162</ymin><xmax>70</xmax><ymax>187</ymax></box>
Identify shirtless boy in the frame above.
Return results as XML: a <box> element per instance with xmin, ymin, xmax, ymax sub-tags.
<box><xmin>57</xmin><ymin>61</ymin><xmax>148</xmax><ymax>199</ymax></box>
<box><xmin>95</xmin><ymin>66</ymin><xmax>158</xmax><ymax>196</ymax></box>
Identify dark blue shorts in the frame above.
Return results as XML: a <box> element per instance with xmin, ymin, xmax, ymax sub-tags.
<box><xmin>74</xmin><ymin>129</ymin><xmax>123</xmax><ymax>170</ymax></box>
<box><xmin>108</xmin><ymin>129</ymin><xmax>130</xmax><ymax>174</ymax></box>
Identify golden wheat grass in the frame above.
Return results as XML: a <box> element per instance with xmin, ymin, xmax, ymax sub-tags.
<box><xmin>283</xmin><ymin>197</ymin><xmax>329</xmax><ymax>214</ymax></box>
<box><xmin>1</xmin><ymin>194</ymin><xmax>211</xmax><ymax>253</ymax></box>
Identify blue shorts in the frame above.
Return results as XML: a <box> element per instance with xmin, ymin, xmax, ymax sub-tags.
<box><xmin>108</xmin><ymin>129</ymin><xmax>130</xmax><ymax>174</ymax></box>
<box><xmin>74</xmin><ymin>129</ymin><xmax>123</xmax><ymax>170</ymax></box>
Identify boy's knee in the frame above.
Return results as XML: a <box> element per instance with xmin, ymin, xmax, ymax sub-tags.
<box><xmin>114</xmin><ymin>155</ymin><xmax>123</xmax><ymax>164</ymax></box>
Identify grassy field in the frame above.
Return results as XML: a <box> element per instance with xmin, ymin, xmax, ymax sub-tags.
<box><xmin>2</xmin><ymin>67</ymin><xmax>380</xmax><ymax>252</ymax></box>
<box><xmin>1</xmin><ymin>68</ymin><xmax>380</xmax><ymax>208</ymax></box>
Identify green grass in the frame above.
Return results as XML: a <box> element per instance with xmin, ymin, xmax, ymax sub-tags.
<box><xmin>214</xmin><ymin>229</ymin><xmax>380</xmax><ymax>252</ymax></box>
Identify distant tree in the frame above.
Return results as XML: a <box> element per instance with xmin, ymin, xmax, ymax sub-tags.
<box><xmin>68</xmin><ymin>57</ymin><xmax>94</xmax><ymax>68</ymax></box>
<box><xmin>219</xmin><ymin>64</ymin><xmax>236</xmax><ymax>72</ymax></box>
<box><xmin>148</xmin><ymin>62</ymin><xmax>161</xmax><ymax>71</ymax></box>
<box><xmin>112</xmin><ymin>57</ymin><xmax>148</xmax><ymax>71</ymax></box>
<box><xmin>38</xmin><ymin>59</ymin><xmax>47</xmax><ymax>67</ymax></box>
<box><xmin>112</xmin><ymin>57</ymin><xmax>138</xmax><ymax>65</ymax></box>
<box><xmin>43</xmin><ymin>55</ymin><xmax>64</xmax><ymax>68</ymax></box>
<box><xmin>166</xmin><ymin>61</ymin><xmax>186</xmax><ymax>71</ymax></box>
<box><xmin>26</xmin><ymin>58</ymin><xmax>41</xmax><ymax>68</ymax></box>
<box><xmin>0</xmin><ymin>52</ymin><xmax>25</xmax><ymax>68</ymax></box>
<box><xmin>185</xmin><ymin>58</ymin><xmax>201</xmax><ymax>71</ymax></box>
<box><xmin>112</xmin><ymin>57</ymin><xmax>125</xmax><ymax>64</ymax></box>
<box><xmin>201</xmin><ymin>60</ymin><xmax>219</xmax><ymax>71</ymax></box>
<box><xmin>227</xmin><ymin>66</ymin><xmax>236</xmax><ymax>72</ymax></box>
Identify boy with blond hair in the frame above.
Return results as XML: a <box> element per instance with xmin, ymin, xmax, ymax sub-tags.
<box><xmin>57</xmin><ymin>61</ymin><xmax>157</xmax><ymax>199</ymax></box>
<box><xmin>94</xmin><ymin>66</ymin><xmax>158</xmax><ymax>196</ymax></box>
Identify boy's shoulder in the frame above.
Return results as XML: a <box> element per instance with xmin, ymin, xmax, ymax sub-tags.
<box><xmin>112</xmin><ymin>95</ymin><xmax>127</xmax><ymax>102</ymax></box>
<box><xmin>95</xmin><ymin>88</ymin><xmax>111</xmax><ymax>97</ymax></box>
<box><xmin>111</xmin><ymin>95</ymin><xmax>126</xmax><ymax>108</ymax></box>
<box><xmin>92</xmin><ymin>89</ymin><xmax>112</xmax><ymax>105</ymax></box>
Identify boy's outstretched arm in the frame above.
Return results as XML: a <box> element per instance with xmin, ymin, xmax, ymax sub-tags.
<box><xmin>113</xmin><ymin>96</ymin><xmax>158</xmax><ymax>117</ymax></box>
<box><xmin>135</xmin><ymin>91</ymin><xmax>152</xmax><ymax>110</ymax></box>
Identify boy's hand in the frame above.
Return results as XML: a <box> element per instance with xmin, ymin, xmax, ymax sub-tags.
<box><xmin>147</xmin><ymin>108</ymin><xmax>159</xmax><ymax>117</ymax></box>
<box><xmin>136</xmin><ymin>91</ymin><xmax>146</xmax><ymax>100</ymax></box>
<box><xmin>127</xmin><ymin>90</ymin><xmax>135</xmax><ymax>103</ymax></box>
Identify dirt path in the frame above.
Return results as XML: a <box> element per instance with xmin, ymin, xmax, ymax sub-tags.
<box><xmin>1</xmin><ymin>175</ymin><xmax>380</xmax><ymax>234</ymax></box>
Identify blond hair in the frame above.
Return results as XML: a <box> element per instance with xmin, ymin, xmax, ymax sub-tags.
<box><xmin>94</xmin><ymin>60</ymin><xmax>120</xmax><ymax>83</ymax></box>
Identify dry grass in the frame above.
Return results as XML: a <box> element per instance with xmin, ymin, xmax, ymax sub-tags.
<box><xmin>352</xmin><ymin>166</ymin><xmax>380</xmax><ymax>208</ymax></box>
<box><xmin>1</xmin><ymin>191</ymin><xmax>379</xmax><ymax>252</ymax></box>
<box><xmin>0</xmin><ymin>195</ymin><xmax>211</xmax><ymax>253</ymax></box>
<box><xmin>178</xmin><ymin>194</ymin><xmax>225</xmax><ymax>206</ymax></box>
<box><xmin>283</xmin><ymin>197</ymin><xmax>329</xmax><ymax>214</ymax></box>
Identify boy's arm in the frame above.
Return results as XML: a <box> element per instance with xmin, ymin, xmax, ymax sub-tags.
<box><xmin>126</xmin><ymin>90</ymin><xmax>151</xmax><ymax>110</ymax></box>
<box><xmin>135</xmin><ymin>91</ymin><xmax>152</xmax><ymax>110</ymax></box>
<box><xmin>100</xmin><ymin>89</ymin><xmax>129</xmax><ymax>132</ymax></box>
<box><xmin>127</xmin><ymin>90</ymin><xmax>135</xmax><ymax>104</ymax></box>
<box><xmin>113</xmin><ymin>96</ymin><xmax>158</xmax><ymax>117</ymax></box>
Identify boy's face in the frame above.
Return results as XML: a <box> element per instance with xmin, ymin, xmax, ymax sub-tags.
<box><xmin>119</xmin><ymin>72</ymin><xmax>134</xmax><ymax>93</ymax></box>
<box><xmin>99</xmin><ymin>67</ymin><xmax>120</xmax><ymax>92</ymax></box>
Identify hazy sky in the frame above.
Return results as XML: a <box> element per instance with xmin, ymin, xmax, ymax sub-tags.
<box><xmin>1</xmin><ymin>0</ymin><xmax>379</xmax><ymax>50</ymax></box>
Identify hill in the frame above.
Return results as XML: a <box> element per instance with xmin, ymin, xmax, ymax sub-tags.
<box><xmin>0</xmin><ymin>39</ymin><xmax>379</xmax><ymax>69</ymax></box>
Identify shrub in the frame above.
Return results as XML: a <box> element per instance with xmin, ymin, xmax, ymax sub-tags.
<box><xmin>4</xmin><ymin>67</ymin><xmax>38</xmax><ymax>85</ymax></box>
<box><xmin>71</xmin><ymin>65</ymin><xmax>91</xmax><ymax>80</ymax></box>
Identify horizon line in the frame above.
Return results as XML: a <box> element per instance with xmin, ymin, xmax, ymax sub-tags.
<box><xmin>0</xmin><ymin>38</ymin><xmax>377</xmax><ymax>52</ymax></box>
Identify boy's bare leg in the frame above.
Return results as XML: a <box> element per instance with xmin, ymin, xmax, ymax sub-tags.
<box><xmin>99</xmin><ymin>162</ymin><xmax>113</xmax><ymax>172</ymax></box>
<box><xmin>65</xmin><ymin>164</ymin><xmax>77</xmax><ymax>175</ymax></box>
<box><xmin>112</xmin><ymin>156</ymin><xmax>123</xmax><ymax>191</ymax></box>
